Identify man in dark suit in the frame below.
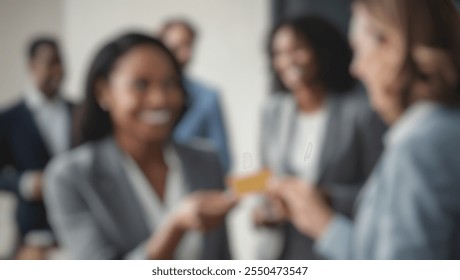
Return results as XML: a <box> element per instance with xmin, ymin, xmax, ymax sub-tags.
<box><xmin>0</xmin><ymin>37</ymin><xmax>73</xmax><ymax>259</ymax></box>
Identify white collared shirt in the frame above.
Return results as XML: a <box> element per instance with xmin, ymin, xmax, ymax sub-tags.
<box><xmin>24</xmin><ymin>86</ymin><xmax>70</xmax><ymax>156</ymax></box>
<box><xmin>122</xmin><ymin>146</ymin><xmax>202</xmax><ymax>260</ymax></box>
<box><xmin>287</xmin><ymin>107</ymin><xmax>329</xmax><ymax>182</ymax></box>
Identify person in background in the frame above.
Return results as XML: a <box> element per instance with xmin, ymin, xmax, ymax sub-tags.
<box><xmin>254</xmin><ymin>16</ymin><xmax>386</xmax><ymax>259</ymax></box>
<box><xmin>44</xmin><ymin>33</ymin><xmax>237</xmax><ymax>260</ymax></box>
<box><xmin>0</xmin><ymin>37</ymin><xmax>73</xmax><ymax>259</ymax></box>
<box><xmin>270</xmin><ymin>0</ymin><xmax>460</xmax><ymax>259</ymax></box>
<box><xmin>158</xmin><ymin>19</ymin><xmax>232</xmax><ymax>173</ymax></box>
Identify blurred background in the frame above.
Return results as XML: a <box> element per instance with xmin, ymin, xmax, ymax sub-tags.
<box><xmin>2</xmin><ymin>0</ymin><xmax>458</xmax><ymax>260</ymax></box>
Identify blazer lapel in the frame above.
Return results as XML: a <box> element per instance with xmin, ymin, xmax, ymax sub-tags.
<box><xmin>174</xmin><ymin>142</ymin><xmax>229</xmax><ymax>260</ymax></box>
<box><xmin>16</xmin><ymin>102</ymin><xmax>51</xmax><ymax>164</ymax></box>
<box><xmin>276</xmin><ymin>96</ymin><xmax>297</xmax><ymax>176</ymax></box>
<box><xmin>174</xmin><ymin>143</ymin><xmax>224</xmax><ymax>193</ymax></box>
<box><xmin>90</xmin><ymin>137</ymin><xmax>151</xmax><ymax>248</ymax></box>
<box><xmin>316</xmin><ymin>95</ymin><xmax>341</xmax><ymax>184</ymax></box>
<box><xmin>64</xmin><ymin>101</ymin><xmax>74</xmax><ymax>149</ymax></box>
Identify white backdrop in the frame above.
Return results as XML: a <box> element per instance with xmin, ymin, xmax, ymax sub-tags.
<box><xmin>0</xmin><ymin>0</ymin><xmax>271</xmax><ymax>259</ymax></box>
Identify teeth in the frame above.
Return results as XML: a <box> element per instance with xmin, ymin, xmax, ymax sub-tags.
<box><xmin>139</xmin><ymin>110</ymin><xmax>171</xmax><ymax>125</ymax></box>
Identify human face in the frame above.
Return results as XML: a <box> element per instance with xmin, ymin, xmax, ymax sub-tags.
<box><xmin>162</xmin><ymin>24</ymin><xmax>194</xmax><ymax>70</ymax></box>
<box><xmin>29</xmin><ymin>44</ymin><xmax>64</xmax><ymax>98</ymax></box>
<box><xmin>272</xmin><ymin>26</ymin><xmax>318</xmax><ymax>92</ymax></box>
<box><xmin>349</xmin><ymin>4</ymin><xmax>405</xmax><ymax>124</ymax></box>
<box><xmin>98</xmin><ymin>45</ymin><xmax>184</xmax><ymax>144</ymax></box>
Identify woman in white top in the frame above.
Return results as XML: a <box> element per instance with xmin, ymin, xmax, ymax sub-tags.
<box><xmin>255</xmin><ymin>16</ymin><xmax>386</xmax><ymax>259</ymax></box>
<box><xmin>44</xmin><ymin>33</ymin><xmax>237</xmax><ymax>259</ymax></box>
<box><xmin>270</xmin><ymin>0</ymin><xmax>460</xmax><ymax>259</ymax></box>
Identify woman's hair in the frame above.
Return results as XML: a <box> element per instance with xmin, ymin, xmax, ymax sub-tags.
<box><xmin>354</xmin><ymin>0</ymin><xmax>460</xmax><ymax>107</ymax></box>
<box><xmin>269</xmin><ymin>16</ymin><xmax>356</xmax><ymax>93</ymax></box>
<box><xmin>74</xmin><ymin>32</ymin><xmax>186</xmax><ymax>146</ymax></box>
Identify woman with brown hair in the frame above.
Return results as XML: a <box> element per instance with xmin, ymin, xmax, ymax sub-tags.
<box><xmin>269</xmin><ymin>0</ymin><xmax>460</xmax><ymax>259</ymax></box>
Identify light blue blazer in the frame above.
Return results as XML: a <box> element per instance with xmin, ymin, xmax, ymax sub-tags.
<box><xmin>315</xmin><ymin>102</ymin><xmax>460</xmax><ymax>259</ymax></box>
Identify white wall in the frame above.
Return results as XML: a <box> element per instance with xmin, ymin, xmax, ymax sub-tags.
<box><xmin>0</xmin><ymin>0</ymin><xmax>271</xmax><ymax>259</ymax></box>
<box><xmin>0</xmin><ymin>0</ymin><xmax>63</xmax><ymax>107</ymax></box>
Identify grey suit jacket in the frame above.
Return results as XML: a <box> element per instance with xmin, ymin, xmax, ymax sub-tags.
<box><xmin>260</xmin><ymin>90</ymin><xmax>386</xmax><ymax>259</ymax></box>
<box><xmin>44</xmin><ymin>137</ymin><xmax>231</xmax><ymax>260</ymax></box>
<box><xmin>315</xmin><ymin>103</ymin><xmax>460</xmax><ymax>259</ymax></box>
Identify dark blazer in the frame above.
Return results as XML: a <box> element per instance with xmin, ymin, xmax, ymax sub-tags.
<box><xmin>0</xmin><ymin>100</ymin><xmax>73</xmax><ymax>237</ymax></box>
<box><xmin>44</xmin><ymin>137</ymin><xmax>231</xmax><ymax>260</ymax></box>
<box><xmin>260</xmin><ymin>89</ymin><xmax>386</xmax><ymax>259</ymax></box>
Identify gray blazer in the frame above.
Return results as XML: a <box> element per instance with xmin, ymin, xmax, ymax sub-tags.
<box><xmin>44</xmin><ymin>137</ymin><xmax>231</xmax><ymax>260</ymax></box>
<box><xmin>315</xmin><ymin>103</ymin><xmax>460</xmax><ymax>259</ymax></box>
<box><xmin>260</xmin><ymin>90</ymin><xmax>386</xmax><ymax>259</ymax></box>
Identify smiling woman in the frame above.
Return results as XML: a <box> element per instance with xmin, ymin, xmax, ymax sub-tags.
<box><xmin>75</xmin><ymin>34</ymin><xmax>186</xmax><ymax>146</ymax></box>
<box><xmin>269</xmin><ymin>0</ymin><xmax>460</xmax><ymax>260</ymax></box>
<box><xmin>255</xmin><ymin>16</ymin><xmax>386</xmax><ymax>260</ymax></box>
<box><xmin>43</xmin><ymin>33</ymin><xmax>238</xmax><ymax>260</ymax></box>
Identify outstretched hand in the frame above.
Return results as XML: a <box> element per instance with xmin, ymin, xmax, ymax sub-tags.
<box><xmin>174</xmin><ymin>191</ymin><xmax>239</xmax><ymax>233</ymax></box>
<box><xmin>267</xmin><ymin>177</ymin><xmax>334</xmax><ymax>239</ymax></box>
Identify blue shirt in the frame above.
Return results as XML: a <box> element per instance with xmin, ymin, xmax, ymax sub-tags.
<box><xmin>173</xmin><ymin>77</ymin><xmax>231</xmax><ymax>173</ymax></box>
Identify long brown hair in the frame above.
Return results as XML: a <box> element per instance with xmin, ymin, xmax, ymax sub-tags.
<box><xmin>354</xmin><ymin>0</ymin><xmax>460</xmax><ymax>107</ymax></box>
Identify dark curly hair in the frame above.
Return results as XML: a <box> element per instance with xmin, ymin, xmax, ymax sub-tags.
<box><xmin>269</xmin><ymin>16</ymin><xmax>356</xmax><ymax>94</ymax></box>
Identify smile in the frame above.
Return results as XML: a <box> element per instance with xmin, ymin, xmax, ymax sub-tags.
<box><xmin>139</xmin><ymin>110</ymin><xmax>171</xmax><ymax>126</ymax></box>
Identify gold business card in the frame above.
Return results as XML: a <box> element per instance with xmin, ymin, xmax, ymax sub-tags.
<box><xmin>229</xmin><ymin>170</ymin><xmax>272</xmax><ymax>195</ymax></box>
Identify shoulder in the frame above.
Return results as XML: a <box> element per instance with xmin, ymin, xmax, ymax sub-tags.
<box><xmin>0</xmin><ymin>101</ymin><xmax>31</xmax><ymax>135</ymax></box>
<box><xmin>262</xmin><ymin>92</ymin><xmax>293</xmax><ymax>115</ymax></box>
<box><xmin>0</xmin><ymin>100</ymin><xmax>27</xmax><ymax>119</ymax></box>
<box><xmin>184</xmin><ymin>78</ymin><xmax>225</xmax><ymax>114</ymax></box>
<box><xmin>185</xmin><ymin>77</ymin><xmax>220</xmax><ymax>98</ymax></box>
<box><xmin>397</xmin><ymin>107</ymin><xmax>460</xmax><ymax>156</ymax></box>
<box><xmin>45</xmin><ymin>140</ymin><xmax>98</xmax><ymax>184</ymax></box>
<box><xmin>383</xmin><ymin>107</ymin><xmax>460</xmax><ymax>193</ymax></box>
<box><xmin>336</xmin><ymin>87</ymin><xmax>373</xmax><ymax>116</ymax></box>
<box><xmin>334</xmin><ymin>87</ymin><xmax>385</xmax><ymax>131</ymax></box>
<box><xmin>381</xmin><ymin>109</ymin><xmax>460</xmax><ymax>215</ymax></box>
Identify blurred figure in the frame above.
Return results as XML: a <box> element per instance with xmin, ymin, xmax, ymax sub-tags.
<box><xmin>0</xmin><ymin>37</ymin><xmax>72</xmax><ymax>259</ymax></box>
<box><xmin>270</xmin><ymin>0</ymin><xmax>460</xmax><ymax>259</ymax></box>
<box><xmin>254</xmin><ymin>16</ymin><xmax>385</xmax><ymax>259</ymax></box>
<box><xmin>158</xmin><ymin>19</ymin><xmax>232</xmax><ymax>173</ymax></box>
<box><xmin>44</xmin><ymin>33</ymin><xmax>237</xmax><ymax>260</ymax></box>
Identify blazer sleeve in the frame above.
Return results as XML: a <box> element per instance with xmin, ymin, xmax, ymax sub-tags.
<box><xmin>373</xmin><ymin>141</ymin><xmax>456</xmax><ymax>259</ymax></box>
<box><xmin>314</xmin><ymin>213</ymin><xmax>354</xmax><ymax>259</ymax></box>
<box><xmin>44</xmin><ymin>158</ymin><xmax>123</xmax><ymax>259</ymax></box>
<box><xmin>0</xmin><ymin>112</ymin><xmax>21</xmax><ymax>195</ymax></box>
<box><xmin>325</xmin><ymin>107</ymin><xmax>386</xmax><ymax>217</ymax></box>
<box><xmin>204</xmin><ymin>92</ymin><xmax>232</xmax><ymax>174</ymax></box>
